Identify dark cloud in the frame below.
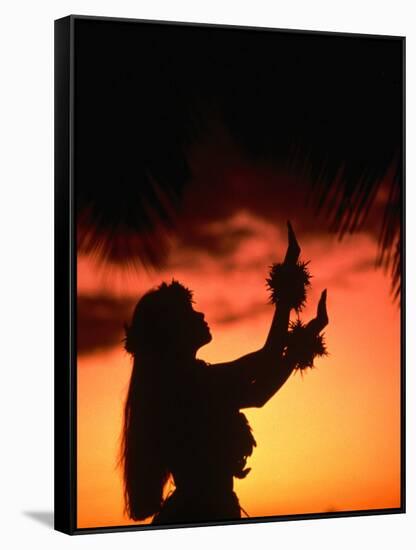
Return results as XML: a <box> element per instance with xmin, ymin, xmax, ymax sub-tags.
<box><xmin>76</xmin><ymin>287</ymin><xmax>270</xmax><ymax>355</ymax></box>
<box><xmin>169</xmin><ymin>128</ymin><xmax>396</xmax><ymax>265</ymax></box>
<box><xmin>177</xmin><ymin>146</ymin><xmax>326</xmax><ymax>246</ymax></box>
<box><xmin>77</xmin><ymin>295</ymin><xmax>135</xmax><ymax>355</ymax></box>
<box><xmin>351</xmin><ymin>258</ymin><xmax>377</xmax><ymax>273</ymax></box>
<box><xmin>213</xmin><ymin>301</ymin><xmax>269</xmax><ymax>326</ymax></box>
<box><xmin>74</xmin><ymin>19</ymin><xmax>402</xmax><ymax>277</ymax></box>
<box><xmin>180</xmin><ymin>219</ymin><xmax>255</xmax><ymax>258</ymax></box>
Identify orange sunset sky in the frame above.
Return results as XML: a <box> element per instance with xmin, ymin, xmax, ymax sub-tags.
<box><xmin>76</xmin><ymin>209</ymin><xmax>401</xmax><ymax>529</ymax></box>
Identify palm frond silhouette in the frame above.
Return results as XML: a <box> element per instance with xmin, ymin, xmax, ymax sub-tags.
<box><xmin>75</xmin><ymin>21</ymin><xmax>402</xmax><ymax>297</ymax></box>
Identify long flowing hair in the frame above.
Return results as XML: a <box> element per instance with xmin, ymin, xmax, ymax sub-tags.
<box><xmin>119</xmin><ymin>281</ymin><xmax>194</xmax><ymax>521</ymax></box>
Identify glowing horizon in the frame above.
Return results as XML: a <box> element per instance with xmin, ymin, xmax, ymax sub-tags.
<box><xmin>76</xmin><ymin>213</ymin><xmax>401</xmax><ymax>528</ymax></box>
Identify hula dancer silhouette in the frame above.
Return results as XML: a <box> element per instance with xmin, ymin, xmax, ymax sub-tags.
<box><xmin>119</xmin><ymin>222</ymin><xmax>329</xmax><ymax>524</ymax></box>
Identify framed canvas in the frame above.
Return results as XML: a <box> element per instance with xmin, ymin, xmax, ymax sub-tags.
<box><xmin>54</xmin><ymin>15</ymin><xmax>405</xmax><ymax>535</ymax></box>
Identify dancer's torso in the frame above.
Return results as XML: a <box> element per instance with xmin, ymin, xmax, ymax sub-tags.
<box><xmin>152</xmin><ymin>361</ymin><xmax>255</xmax><ymax>524</ymax></box>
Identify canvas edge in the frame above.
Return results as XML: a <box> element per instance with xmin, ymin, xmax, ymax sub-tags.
<box><xmin>53</xmin><ymin>14</ymin><xmax>406</xmax><ymax>536</ymax></box>
<box><xmin>54</xmin><ymin>14</ymin><xmax>77</xmax><ymax>536</ymax></box>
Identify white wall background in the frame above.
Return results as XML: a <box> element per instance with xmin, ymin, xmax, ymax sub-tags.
<box><xmin>0</xmin><ymin>0</ymin><xmax>414</xmax><ymax>548</ymax></box>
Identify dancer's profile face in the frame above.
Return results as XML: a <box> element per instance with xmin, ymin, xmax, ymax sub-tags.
<box><xmin>174</xmin><ymin>301</ymin><xmax>212</xmax><ymax>351</ymax></box>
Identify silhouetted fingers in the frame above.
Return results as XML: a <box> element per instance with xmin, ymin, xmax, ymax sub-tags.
<box><xmin>316</xmin><ymin>289</ymin><xmax>329</xmax><ymax>330</ymax></box>
<box><xmin>304</xmin><ymin>290</ymin><xmax>328</xmax><ymax>334</ymax></box>
<box><xmin>284</xmin><ymin>221</ymin><xmax>301</xmax><ymax>264</ymax></box>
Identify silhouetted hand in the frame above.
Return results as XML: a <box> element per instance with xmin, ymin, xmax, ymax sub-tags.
<box><xmin>306</xmin><ymin>290</ymin><xmax>329</xmax><ymax>334</ymax></box>
<box><xmin>266</xmin><ymin>221</ymin><xmax>309</xmax><ymax>309</ymax></box>
<box><xmin>283</xmin><ymin>221</ymin><xmax>301</xmax><ymax>265</ymax></box>
<box><xmin>316</xmin><ymin>289</ymin><xmax>328</xmax><ymax>330</ymax></box>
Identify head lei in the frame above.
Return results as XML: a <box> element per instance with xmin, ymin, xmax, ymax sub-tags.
<box><xmin>153</xmin><ymin>279</ymin><xmax>194</xmax><ymax>307</ymax></box>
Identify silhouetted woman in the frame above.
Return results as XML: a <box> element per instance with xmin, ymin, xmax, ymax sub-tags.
<box><xmin>120</xmin><ymin>223</ymin><xmax>328</xmax><ymax>525</ymax></box>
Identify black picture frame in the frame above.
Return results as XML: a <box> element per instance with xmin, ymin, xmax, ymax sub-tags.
<box><xmin>54</xmin><ymin>14</ymin><xmax>405</xmax><ymax>536</ymax></box>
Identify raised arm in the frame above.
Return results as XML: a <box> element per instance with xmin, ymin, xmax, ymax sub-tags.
<box><xmin>208</xmin><ymin>285</ymin><xmax>328</xmax><ymax>409</ymax></box>
<box><xmin>206</xmin><ymin>223</ymin><xmax>303</xmax><ymax>408</ymax></box>
<box><xmin>253</xmin><ymin>288</ymin><xmax>329</xmax><ymax>405</ymax></box>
